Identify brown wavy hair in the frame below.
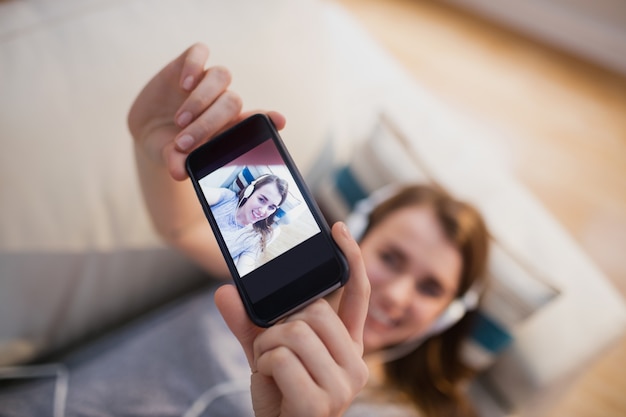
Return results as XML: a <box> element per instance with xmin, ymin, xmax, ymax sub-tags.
<box><xmin>361</xmin><ymin>184</ymin><xmax>489</xmax><ymax>417</ymax></box>
<box><xmin>238</xmin><ymin>174</ymin><xmax>289</xmax><ymax>252</ymax></box>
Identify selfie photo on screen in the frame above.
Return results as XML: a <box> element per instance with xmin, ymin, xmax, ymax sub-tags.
<box><xmin>187</xmin><ymin>116</ymin><xmax>348</xmax><ymax>326</ymax></box>
<box><xmin>199</xmin><ymin>159</ymin><xmax>321</xmax><ymax>277</ymax></box>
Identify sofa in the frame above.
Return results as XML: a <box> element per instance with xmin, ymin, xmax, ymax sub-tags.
<box><xmin>1</xmin><ymin>1</ymin><xmax>625</xmax><ymax>416</ymax></box>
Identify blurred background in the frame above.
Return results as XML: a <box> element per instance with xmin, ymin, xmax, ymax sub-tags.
<box><xmin>1</xmin><ymin>0</ymin><xmax>624</xmax><ymax>415</ymax></box>
<box><xmin>330</xmin><ymin>0</ymin><xmax>626</xmax><ymax>416</ymax></box>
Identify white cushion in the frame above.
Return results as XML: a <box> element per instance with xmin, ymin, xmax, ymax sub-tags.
<box><xmin>312</xmin><ymin>113</ymin><xmax>560</xmax><ymax>372</ymax></box>
<box><xmin>0</xmin><ymin>0</ymin><xmax>333</xmax><ymax>365</ymax></box>
<box><xmin>319</xmin><ymin>3</ymin><xmax>626</xmax><ymax>414</ymax></box>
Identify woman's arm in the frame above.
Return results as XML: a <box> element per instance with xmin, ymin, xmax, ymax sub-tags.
<box><xmin>236</xmin><ymin>252</ymin><xmax>257</xmax><ymax>277</ymax></box>
<box><xmin>127</xmin><ymin>43</ymin><xmax>285</xmax><ymax>278</ymax></box>
<box><xmin>203</xmin><ymin>187</ymin><xmax>229</xmax><ymax>206</ymax></box>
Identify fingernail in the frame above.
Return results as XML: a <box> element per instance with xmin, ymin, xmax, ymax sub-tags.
<box><xmin>182</xmin><ymin>75</ymin><xmax>194</xmax><ymax>91</ymax></box>
<box><xmin>176</xmin><ymin>111</ymin><xmax>192</xmax><ymax>127</ymax></box>
<box><xmin>341</xmin><ymin>222</ymin><xmax>353</xmax><ymax>240</ymax></box>
<box><xmin>176</xmin><ymin>134</ymin><xmax>194</xmax><ymax>152</ymax></box>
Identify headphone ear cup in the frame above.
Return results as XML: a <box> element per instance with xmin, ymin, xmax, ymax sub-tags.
<box><xmin>346</xmin><ymin>207</ymin><xmax>370</xmax><ymax>242</ymax></box>
<box><xmin>426</xmin><ymin>299</ymin><xmax>467</xmax><ymax>337</ymax></box>
<box><xmin>242</xmin><ymin>174</ymin><xmax>272</xmax><ymax>200</ymax></box>
<box><xmin>346</xmin><ymin>184</ymin><xmax>402</xmax><ymax>241</ymax></box>
<box><xmin>423</xmin><ymin>287</ymin><xmax>481</xmax><ymax>338</ymax></box>
<box><xmin>242</xmin><ymin>183</ymin><xmax>254</xmax><ymax>199</ymax></box>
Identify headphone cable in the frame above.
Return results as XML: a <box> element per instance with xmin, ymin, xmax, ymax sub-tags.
<box><xmin>0</xmin><ymin>363</ymin><xmax>68</xmax><ymax>417</ymax></box>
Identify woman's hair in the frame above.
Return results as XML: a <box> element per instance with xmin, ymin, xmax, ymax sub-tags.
<box><xmin>238</xmin><ymin>174</ymin><xmax>289</xmax><ymax>251</ymax></box>
<box><xmin>362</xmin><ymin>184</ymin><xmax>489</xmax><ymax>417</ymax></box>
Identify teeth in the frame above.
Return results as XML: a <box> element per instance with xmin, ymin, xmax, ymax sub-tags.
<box><xmin>369</xmin><ymin>305</ymin><xmax>394</xmax><ymax>327</ymax></box>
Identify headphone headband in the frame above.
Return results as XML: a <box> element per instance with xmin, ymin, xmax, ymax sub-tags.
<box><xmin>346</xmin><ymin>184</ymin><xmax>401</xmax><ymax>242</ymax></box>
<box><xmin>242</xmin><ymin>174</ymin><xmax>272</xmax><ymax>199</ymax></box>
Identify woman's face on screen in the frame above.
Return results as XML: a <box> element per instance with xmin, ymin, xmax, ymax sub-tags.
<box><xmin>359</xmin><ymin>205</ymin><xmax>462</xmax><ymax>353</ymax></box>
<box><xmin>237</xmin><ymin>182</ymin><xmax>282</xmax><ymax>226</ymax></box>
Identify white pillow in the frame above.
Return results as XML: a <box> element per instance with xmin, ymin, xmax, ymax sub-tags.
<box><xmin>312</xmin><ymin>113</ymin><xmax>560</xmax><ymax>371</ymax></box>
<box><xmin>316</xmin><ymin>5</ymin><xmax>626</xmax><ymax>413</ymax></box>
<box><xmin>0</xmin><ymin>0</ymin><xmax>333</xmax><ymax>365</ymax></box>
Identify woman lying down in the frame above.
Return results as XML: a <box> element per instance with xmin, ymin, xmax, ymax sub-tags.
<box><xmin>0</xmin><ymin>43</ymin><xmax>489</xmax><ymax>417</ymax></box>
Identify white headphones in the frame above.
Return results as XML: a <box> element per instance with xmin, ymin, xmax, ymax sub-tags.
<box><xmin>346</xmin><ymin>185</ymin><xmax>481</xmax><ymax>360</ymax></box>
<box><xmin>346</xmin><ymin>185</ymin><xmax>400</xmax><ymax>241</ymax></box>
<box><xmin>242</xmin><ymin>174</ymin><xmax>271</xmax><ymax>199</ymax></box>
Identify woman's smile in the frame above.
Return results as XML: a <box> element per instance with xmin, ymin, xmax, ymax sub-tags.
<box><xmin>366</xmin><ymin>302</ymin><xmax>398</xmax><ymax>330</ymax></box>
<box><xmin>251</xmin><ymin>208</ymin><xmax>265</xmax><ymax>221</ymax></box>
<box><xmin>238</xmin><ymin>182</ymin><xmax>283</xmax><ymax>226</ymax></box>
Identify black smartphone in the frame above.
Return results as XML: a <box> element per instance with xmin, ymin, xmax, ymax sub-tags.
<box><xmin>186</xmin><ymin>114</ymin><xmax>349</xmax><ymax>327</ymax></box>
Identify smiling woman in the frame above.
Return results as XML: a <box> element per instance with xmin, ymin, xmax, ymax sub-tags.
<box><xmin>0</xmin><ymin>39</ymin><xmax>494</xmax><ymax>417</ymax></box>
<box><xmin>203</xmin><ymin>174</ymin><xmax>289</xmax><ymax>277</ymax></box>
<box><xmin>360</xmin><ymin>204</ymin><xmax>464</xmax><ymax>352</ymax></box>
<box><xmin>348</xmin><ymin>184</ymin><xmax>490</xmax><ymax>417</ymax></box>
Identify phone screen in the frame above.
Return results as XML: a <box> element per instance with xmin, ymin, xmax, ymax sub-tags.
<box><xmin>187</xmin><ymin>114</ymin><xmax>348</xmax><ymax>326</ymax></box>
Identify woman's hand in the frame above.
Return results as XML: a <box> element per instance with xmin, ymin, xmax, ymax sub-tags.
<box><xmin>128</xmin><ymin>43</ymin><xmax>238</xmax><ymax>180</ymax></box>
<box><xmin>215</xmin><ymin>223</ymin><xmax>371</xmax><ymax>417</ymax></box>
<box><xmin>128</xmin><ymin>42</ymin><xmax>285</xmax><ymax>181</ymax></box>
<box><xmin>127</xmin><ymin>42</ymin><xmax>285</xmax><ymax>278</ymax></box>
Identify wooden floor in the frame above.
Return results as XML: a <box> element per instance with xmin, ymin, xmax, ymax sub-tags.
<box><xmin>330</xmin><ymin>0</ymin><xmax>626</xmax><ymax>416</ymax></box>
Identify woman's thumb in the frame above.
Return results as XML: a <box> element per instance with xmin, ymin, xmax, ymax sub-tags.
<box><xmin>215</xmin><ymin>284</ymin><xmax>260</xmax><ymax>369</ymax></box>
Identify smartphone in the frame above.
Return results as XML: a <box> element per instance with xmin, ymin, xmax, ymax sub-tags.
<box><xmin>186</xmin><ymin>114</ymin><xmax>349</xmax><ymax>327</ymax></box>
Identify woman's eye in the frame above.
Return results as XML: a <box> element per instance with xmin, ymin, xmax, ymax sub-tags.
<box><xmin>380</xmin><ymin>251</ymin><xmax>401</xmax><ymax>271</ymax></box>
<box><xmin>417</xmin><ymin>279</ymin><xmax>443</xmax><ymax>297</ymax></box>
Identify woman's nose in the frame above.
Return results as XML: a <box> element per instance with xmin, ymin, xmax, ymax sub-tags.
<box><xmin>381</xmin><ymin>274</ymin><xmax>414</xmax><ymax>311</ymax></box>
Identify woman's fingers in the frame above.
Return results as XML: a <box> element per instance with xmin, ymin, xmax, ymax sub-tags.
<box><xmin>214</xmin><ymin>283</ymin><xmax>262</xmax><ymax>369</ymax></box>
<box><xmin>163</xmin><ymin>44</ymin><xmax>286</xmax><ymax>179</ymax></box>
<box><xmin>217</xmin><ymin>223</ymin><xmax>369</xmax><ymax>417</ymax></box>
<box><xmin>254</xmin><ymin>300</ymin><xmax>364</xmax><ymax>384</ymax></box>
<box><xmin>166</xmin><ymin>107</ymin><xmax>282</xmax><ymax>181</ymax></box>
<box><xmin>173</xmin><ymin>84</ymin><xmax>241</xmax><ymax>153</ymax></box>
<box><xmin>178</xmin><ymin>43</ymin><xmax>210</xmax><ymax>92</ymax></box>
<box><xmin>251</xmin><ymin>223</ymin><xmax>370</xmax><ymax>388</ymax></box>
<box><xmin>254</xmin><ymin>300</ymin><xmax>368</xmax><ymax>416</ymax></box>
<box><xmin>174</xmin><ymin>65</ymin><xmax>232</xmax><ymax>132</ymax></box>
<box><xmin>255</xmin><ymin>346</ymin><xmax>327</xmax><ymax>416</ymax></box>
<box><xmin>236</xmin><ymin>110</ymin><xmax>287</xmax><ymax>131</ymax></box>
<box><xmin>166</xmin><ymin>90</ymin><xmax>243</xmax><ymax>180</ymax></box>
<box><xmin>266</xmin><ymin>111</ymin><xmax>286</xmax><ymax>131</ymax></box>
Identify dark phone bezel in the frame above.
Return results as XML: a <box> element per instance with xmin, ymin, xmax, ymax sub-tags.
<box><xmin>186</xmin><ymin>114</ymin><xmax>349</xmax><ymax>327</ymax></box>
